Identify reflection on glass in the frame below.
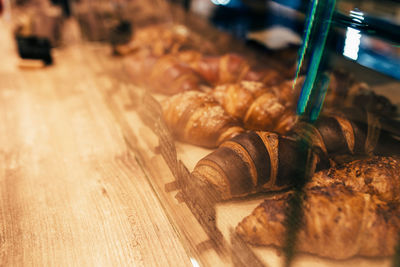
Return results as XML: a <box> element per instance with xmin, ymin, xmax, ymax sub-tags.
<box><xmin>342</xmin><ymin>9</ymin><xmax>365</xmax><ymax>61</ymax></box>
<box><xmin>343</xmin><ymin>27</ymin><xmax>361</xmax><ymax>60</ymax></box>
<box><xmin>349</xmin><ymin>9</ymin><xmax>364</xmax><ymax>24</ymax></box>
<box><xmin>210</xmin><ymin>0</ymin><xmax>231</xmax><ymax>6</ymax></box>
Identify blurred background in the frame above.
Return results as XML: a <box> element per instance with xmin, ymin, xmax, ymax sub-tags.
<box><xmin>3</xmin><ymin>0</ymin><xmax>399</xmax><ymax>81</ymax></box>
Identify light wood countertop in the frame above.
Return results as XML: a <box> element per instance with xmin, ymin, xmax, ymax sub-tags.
<box><xmin>0</xmin><ymin>18</ymin><xmax>192</xmax><ymax>266</ymax></box>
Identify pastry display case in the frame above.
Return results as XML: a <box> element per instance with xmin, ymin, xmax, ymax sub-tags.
<box><xmin>70</xmin><ymin>0</ymin><xmax>399</xmax><ymax>266</ymax></box>
<box><xmin>5</xmin><ymin>0</ymin><xmax>399</xmax><ymax>266</ymax></box>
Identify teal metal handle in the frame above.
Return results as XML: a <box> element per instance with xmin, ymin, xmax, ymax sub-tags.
<box><xmin>294</xmin><ymin>0</ymin><xmax>337</xmax><ymax>121</ymax></box>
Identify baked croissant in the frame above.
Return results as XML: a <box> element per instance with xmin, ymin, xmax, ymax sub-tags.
<box><xmin>212</xmin><ymin>81</ymin><xmax>269</xmax><ymax>120</ymax></box>
<box><xmin>175</xmin><ymin>50</ymin><xmax>204</xmax><ymax>65</ymax></box>
<box><xmin>309</xmin><ymin>156</ymin><xmax>400</xmax><ymax>203</ymax></box>
<box><xmin>124</xmin><ymin>54</ymin><xmax>208</xmax><ymax>95</ymax></box>
<box><xmin>148</xmin><ymin>55</ymin><xmax>209</xmax><ymax>95</ymax></box>
<box><xmin>162</xmin><ymin>91</ymin><xmax>244</xmax><ymax>148</ymax></box>
<box><xmin>236</xmin><ymin>156</ymin><xmax>400</xmax><ymax>259</ymax></box>
<box><xmin>116</xmin><ymin>24</ymin><xmax>215</xmax><ymax>57</ymax></box>
<box><xmin>211</xmin><ymin>80</ymin><xmax>303</xmax><ymax>133</ymax></box>
<box><xmin>192</xmin><ymin>109</ymin><xmax>400</xmax><ymax>200</ymax></box>
<box><xmin>290</xmin><ymin>107</ymin><xmax>400</xmax><ymax>159</ymax></box>
<box><xmin>192</xmin><ymin>130</ymin><xmax>328</xmax><ymax>200</ymax></box>
<box><xmin>236</xmin><ymin>183</ymin><xmax>400</xmax><ymax>259</ymax></box>
<box><xmin>182</xmin><ymin>53</ymin><xmax>284</xmax><ymax>86</ymax></box>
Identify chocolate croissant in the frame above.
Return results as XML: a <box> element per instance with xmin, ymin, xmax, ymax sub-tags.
<box><xmin>192</xmin><ymin>131</ymin><xmax>328</xmax><ymax>200</ymax></box>
<box><xmin>162</xmin><ymin>91</ymin><xmax>244</xmax><ymax>148</ymax></box>
<box><xmin>192</xmin><ymin>109</ymin><xmax>400</xmax><ymax>200</ymax></box>
<box><xmin>290</xmin><ymin>107</ymin><xmax>400</xmax><ymax>159</ymax></box>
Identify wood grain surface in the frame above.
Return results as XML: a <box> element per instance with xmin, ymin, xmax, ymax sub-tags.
<box><xmin>0</xmin><ymin>19</ymin><xmax>191</xmax><ymax>266</ymax></box>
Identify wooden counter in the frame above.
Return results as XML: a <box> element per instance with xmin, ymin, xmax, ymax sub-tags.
<box><xmin>0</xmin><ymin>19</ymin><xmax>192</xmax><ymax>266</ymax></box>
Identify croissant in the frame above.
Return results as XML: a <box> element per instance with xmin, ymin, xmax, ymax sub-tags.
<box><xmin>212</xmin><ymin>75</ymin><xmax>390</xmax><ymax>135</ymax></box>
<box><xmin>245</xmin><ymin>67</ymin><xmax>286</xmax><ymax>87</ymax></box>
<box><xmin>290</xmin><ymin>107</ymin><xmax>400</xmax><ymax>158</ymax></box>
<box><xmin>175</xmin><ymin>50</ymin><xmax>204</xmax><ymax>65</ymax></box>
<box><xmin>209</xmin><ymin>72</ymin><xmax>395</xmax><ymax>136</ymax></box>
<box><xmin>162</xmin><ymin>91</ymin><xmax>244</xmax><ymax>148</ymax></box>
<box><xmin>192</xmin><ymin>109</ymin><xmax>400</xmax><ymax>200</ymax></box>
<box><xmin>192</xmin><ymin>131</ymin><xmax>329</xmax><ymax>200</ymax></box>
<box><xmin>182</xmin><ymin>53</ymin><xmax>284</xmax><ymax>86</ymax></box>
<box><xmin>236</xmin><ymin>182</ymin><xmax>400</xmax><ymax>259</ymax></box>
<box><xmin>308</xmin><ymin>156</ymin><xmax>400</xmax><ymax>203</ymax></box>
<box><xmin>114</xmin><ymin>24</ymin><xmax>184</xmax><ymax>56</ymax></box>
<box><xmin>124</xmin><ymin>54</ymin><xmax>208</xmax><ymax>95</ymax></box>
<box><xmin>123</xmin><ymin>54</ymin><xmax>157</xmax><ymax>84</ymax></box>
<box><xmin>211</xmin><ymin>79</ymin><xmax>303</xmax><ymax>133</ymax></box>
<box><xmin>148</xmin><ymin>55</ymin><xmax>209</xmax><ymax>95</ymax></box>
<box><xmin>212</xmin><ymin>81</ymin><xmax>269</xmax><ymax>119</ymax></box>
<box><xmin>116</xmin><ymin>24</ymin><xmax>216</xmax><ymax>57</ymax></box>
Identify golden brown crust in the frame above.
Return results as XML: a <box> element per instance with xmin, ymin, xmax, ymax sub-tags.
<box><xmin>211</xmin><ymin>80</ymin><xmax>298</xmax><ymax>133</ymax></box>
<box><xmin>273</xmin><ymin>111</ymin><xmax>298</xmax><ymax>135</ymax></box>
<box><xmin>244</xmin><ymin>92</ymin><xmax>285</xmax><ymax>131</ymax></box>
<box><xmin>124</xmin><ymin>53</ymin><xmax>208</xmax><ymax>95</ymax></box>
<box><xmin>175</xmin><ymin>50</ymin><xmax>204</xmax><ymax>65</ymax></box>
<box><xmin>162</xmin><ymin>91</ymin><xmax>244</xmax><ymax>148</ymax></box>
<box><xmin>236</xmin><ymin>156</ymin><xmax>400</xmax><ymax>259</ymax></box>
<box><xmin>126</xmin><ymin>24</ymin><xmax>215</xmax><ymax>57</ymax></box>
<box><xmin>192</xmin><ymin>159</ymin><xmax>231</xmax><ymax>199</ymax></box>
<box><xmin>332</xmin><ymin>115</ymin><xmax>356</xmax><ymax>154</ymax></box>
<box><xmin>244</xmin><ymin>68</ymin><xmax>283</xmax><ymax>87</ymax></box>
<box><xmin>213</xmin><ymin>81</ymin><xmax>268</xmax><ymax>119</ymax></box>
<box><xmin>237</xmin><ymin>185</ymin><xmax>400</xmax><ymax>259</ymax></box>
<box><xmin>149</xmin><ymin>55</ymin><xmax>206</xmax><ymax>95</ymax></box>
<box><xmin>188</xmin><ymin>53</ymin><xmax>284</xmax><ymax>86</ymax></box>
<box><xmin>308</xmin><ymin>156</ymin><xmax>400</xmax><ymax>203</ymax></box>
